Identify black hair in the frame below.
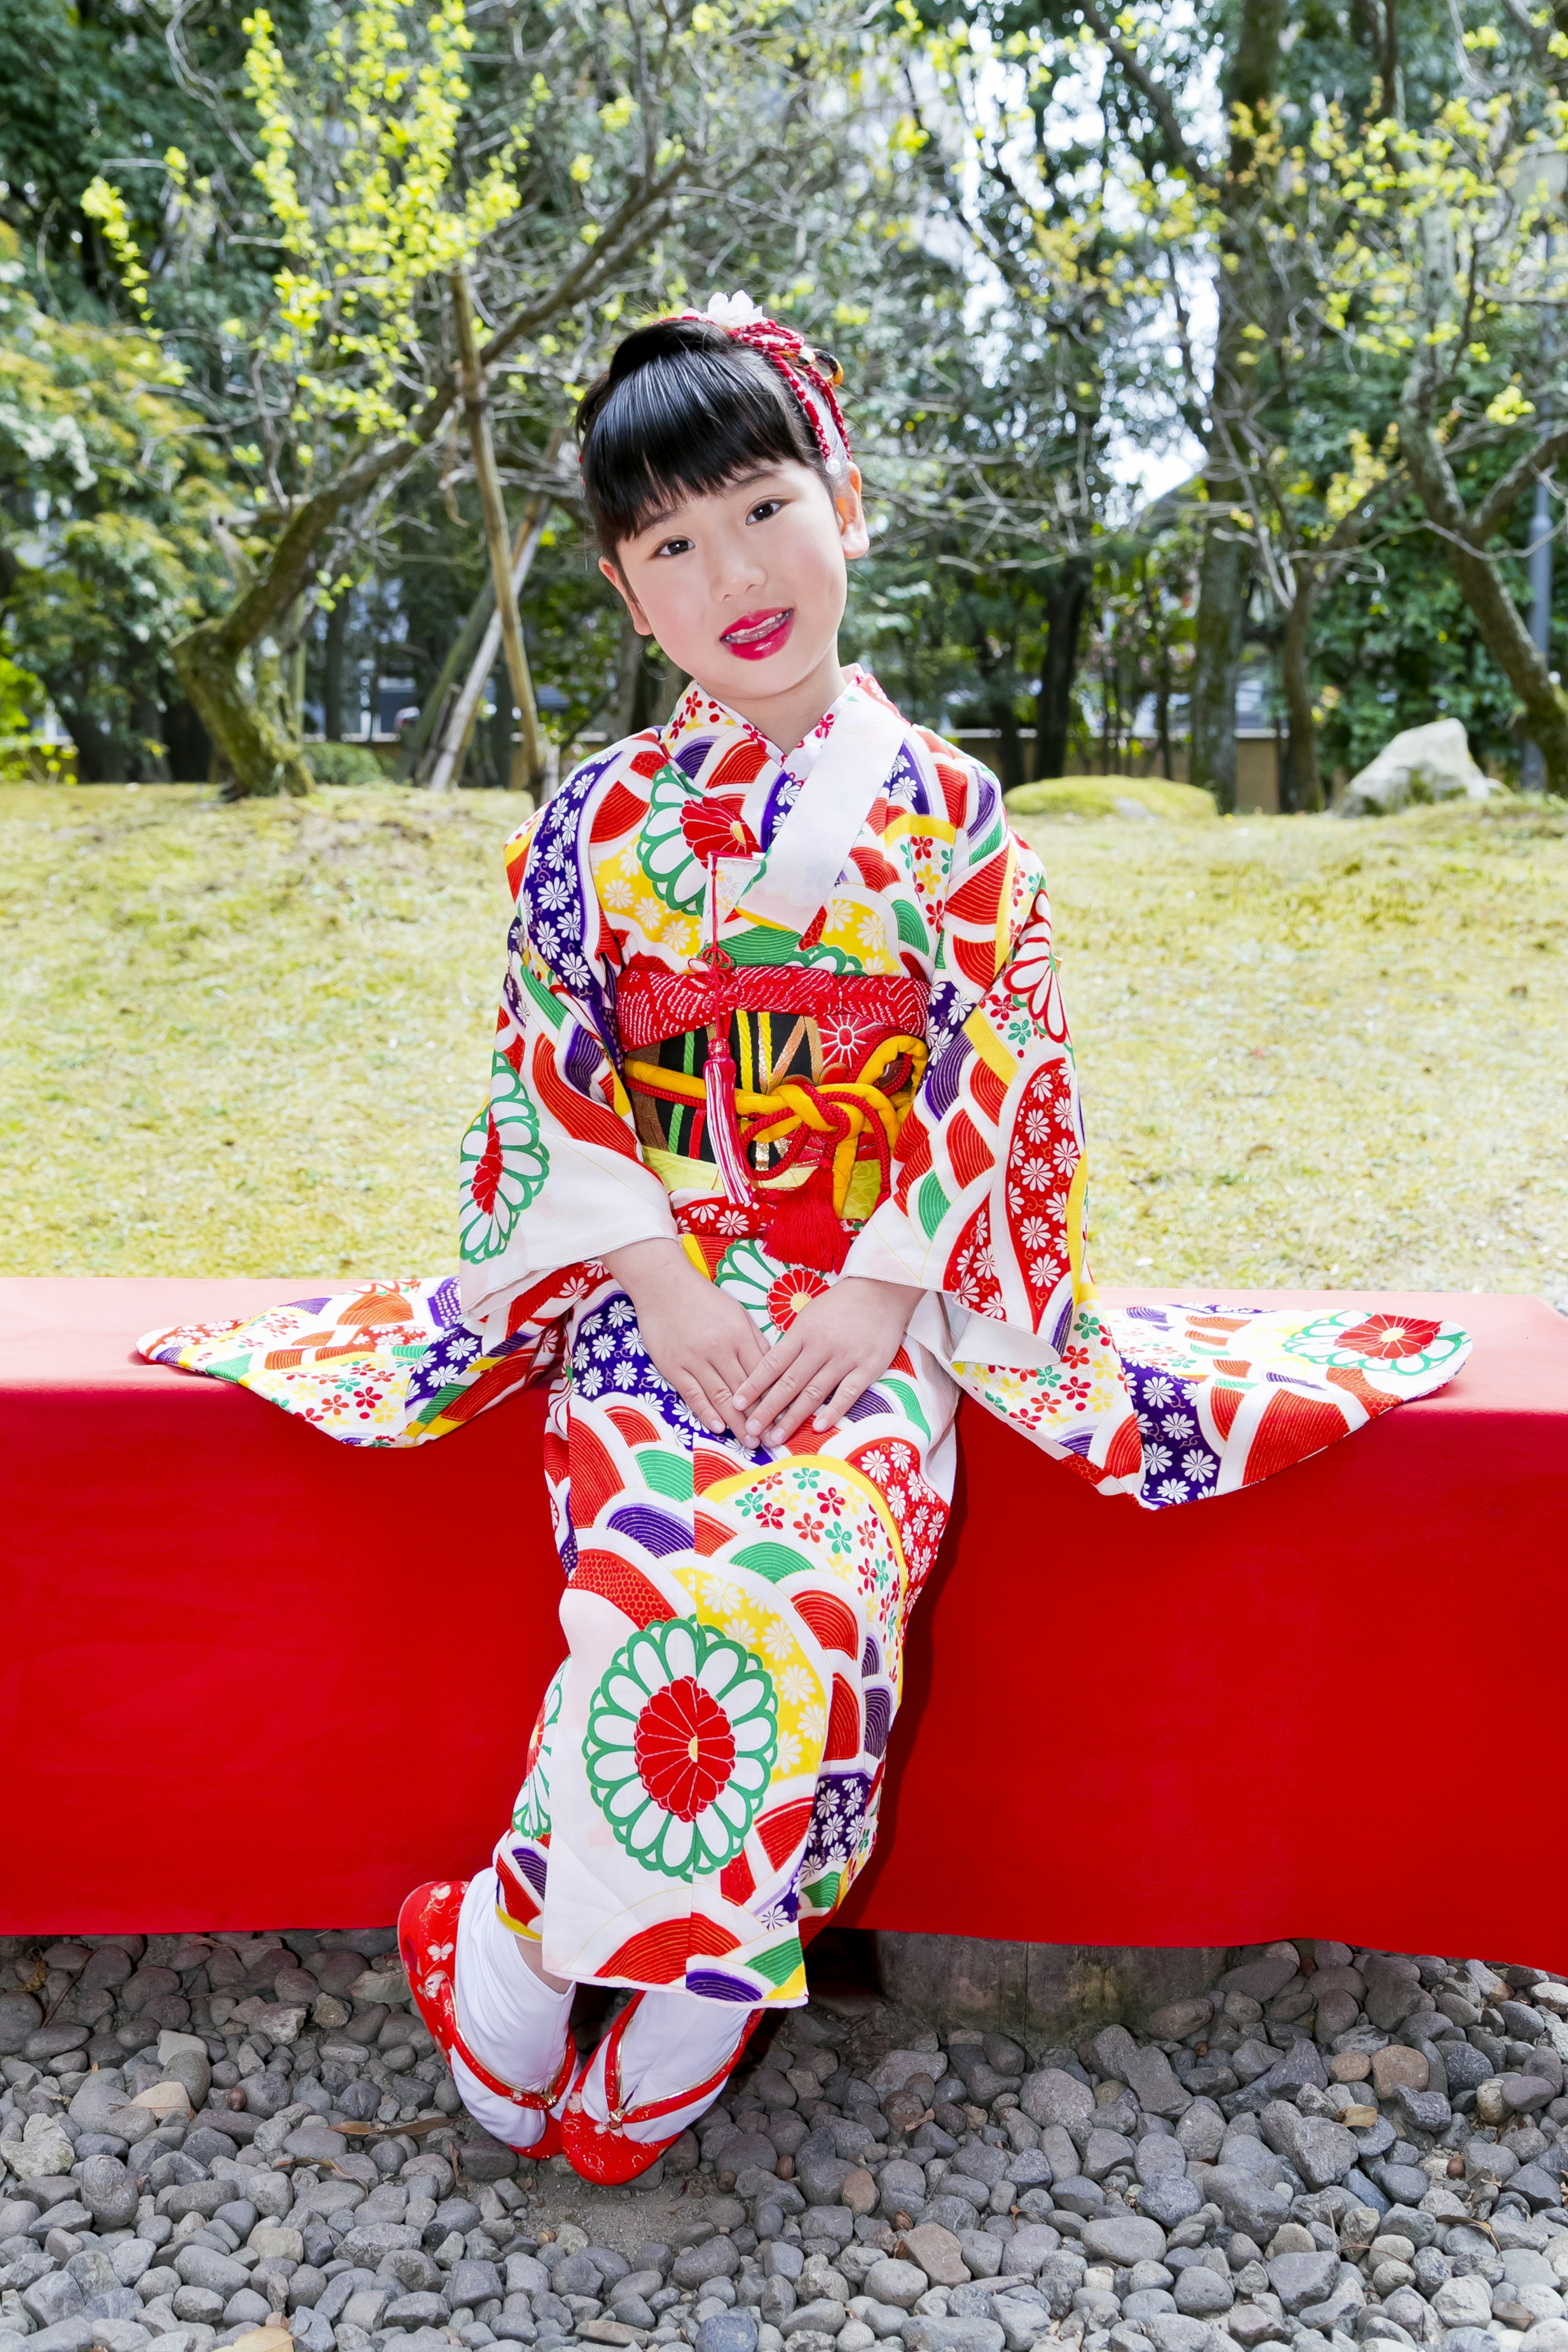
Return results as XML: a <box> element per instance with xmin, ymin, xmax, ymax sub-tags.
<box><xmin>577</xmin><ymin>316</ymin><xmax>834</xmax><ymax>560</ymax></box>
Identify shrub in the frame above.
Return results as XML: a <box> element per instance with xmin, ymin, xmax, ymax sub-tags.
<box><xmin>304</xmin><ymin>742</ymin><xmax>388</xmax><ymax>786</ymax></box>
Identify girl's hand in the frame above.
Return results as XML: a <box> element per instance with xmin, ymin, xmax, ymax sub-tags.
<box><xmin>730</xmin><ymin>1276</ymin><xmax>921</xmax><ymax>1448</ymax></box>
<box><xmin>602</xmin><ymin>1238</ymin><xmax>764</xmax><ymax>1439</ymax></box>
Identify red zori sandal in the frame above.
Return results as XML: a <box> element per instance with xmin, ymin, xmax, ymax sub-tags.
<box><xmin>398</xmin><ymin>1879</ymin><xmax>575</xmax><ymax>2160</ymax></box>
<box><xmin>561</xmin><ymin>1990</ymin><xmax>762</xmax><ymax>2185</ymax></box>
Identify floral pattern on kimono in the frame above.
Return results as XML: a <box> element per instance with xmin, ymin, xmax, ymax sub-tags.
<box><xmin>140</xmin><ymin>669</ymin><xmax>1469</xmax><ymax>2002</ymax></box>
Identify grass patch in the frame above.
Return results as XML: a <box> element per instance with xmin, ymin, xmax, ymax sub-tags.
<box><xmin>1005</xmin><ymin>774</ymin><xmax>1219</xmax><ymax>824</ymax></box>
<box><xmin>2</xmin><ymin>783</ymin><xmax>1566</xmax><ymax>1307</ymax></box>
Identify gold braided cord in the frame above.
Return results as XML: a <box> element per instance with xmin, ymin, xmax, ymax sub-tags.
<box><xmin>624</xmin><ymin>1034</ymin><xmax>929</xmax><ymax>1220</ymax></box>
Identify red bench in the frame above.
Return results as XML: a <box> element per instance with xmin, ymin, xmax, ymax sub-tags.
<box><xmin>2</xmin><ymin>1278</ymin><xmax>1565</xmax><ymax>1964</ymax></box>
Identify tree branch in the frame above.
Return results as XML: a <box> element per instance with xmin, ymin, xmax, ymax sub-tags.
<box><xmin>1074</xmin><ymin>0</ymin><xmax>1210</xmax><ymax>187</ymax></box>
<box><xmin>1472</xmin><ymin>424</ymin><xmax>1568</xmax><ymax>542</ymax></box>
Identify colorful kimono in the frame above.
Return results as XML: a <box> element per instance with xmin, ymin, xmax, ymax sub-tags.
<box><xmin>142</xmin><ymin>669</ymin><xmax>1468</xmax><ymax>2006</ymax></box>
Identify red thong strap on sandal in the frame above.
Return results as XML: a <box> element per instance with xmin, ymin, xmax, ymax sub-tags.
<box><xmin>396</xmin><ymin>1879</ymin><xmax>575</xmax><ymax>2160</ymax></box>
<box><xmin>561</xmin><ymin>1990</ymin><xmax>762</xmax><ymax>2186</ymax></box>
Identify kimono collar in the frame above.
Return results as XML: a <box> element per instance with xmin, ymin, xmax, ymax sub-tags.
<box><xmin>659</xmin><ymin>668</ymin><xmax>909</xmax><ymax>937</ymax></box>
<box><xmin>660</xmin><ymin>664</ymin><xmax>902</xmax><ymax>793</ymax></box>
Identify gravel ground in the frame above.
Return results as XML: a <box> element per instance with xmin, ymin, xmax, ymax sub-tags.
<box><xmin>4</xmin><ymin>1935</ymin><xmax>1567</xmax><ymax>2352</ymax></box>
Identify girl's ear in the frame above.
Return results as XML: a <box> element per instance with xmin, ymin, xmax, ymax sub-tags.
<box><xmin>835</xmin><ymin>466</ymin><xmax>871</xmax><ymax>561</ymax></box>
<box><xmin>600</xmin><ymin>555</ymin><xmax>655</xmax><ymax>636</ymax></box>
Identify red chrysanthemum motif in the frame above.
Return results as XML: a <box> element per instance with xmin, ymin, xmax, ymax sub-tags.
<box><xmin>472</xmin><ymin>1110</ymin><xmax>503</xmax><ymax>1213</ymax></box>
<box><xmin>1335</xmin><ymin>1313</ymin><xmax>1444</xmax><ymax>1361</ymax></box>
<box><xmin>767</xmin><ymin>1268</ymin><xmax>830</xmax><ymax>1330</ymax></box>
<box><xmin>634</xmin><ymin>1677</ymin><xmax>737</xmax><ymax>1820</ymax></box>
<box><xmin>680</xmin><ymin>795</ymin><xmax>759</xmax><ymax>864</ymax></box>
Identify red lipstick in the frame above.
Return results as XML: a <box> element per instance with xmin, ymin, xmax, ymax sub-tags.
<box><xmin>721</xmin><ymin>607</ymin><xmax>794</xmax><ymax>661</ymax></box>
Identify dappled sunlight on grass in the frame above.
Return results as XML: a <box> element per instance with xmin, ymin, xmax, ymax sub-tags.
<box><xmin>1018</xmin><ymin>797</ymin><xmax>1568</xmax><ymax>1307</ymax></box>
<box><xmin>2</xmin><ymin>783</ymin><xmax>1565</xmax><ymax>1307</ymax></box>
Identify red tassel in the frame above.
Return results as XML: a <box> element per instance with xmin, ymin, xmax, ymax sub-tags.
<box><xmin>764</xmin><ymin>1155</ymin><xmax>850</xmax><ymax>1274</ymax></box>
<box><xmin>703</xmin><ymin>1031</ymin><xmax>753</xmax><ymax>1207</ymax></box>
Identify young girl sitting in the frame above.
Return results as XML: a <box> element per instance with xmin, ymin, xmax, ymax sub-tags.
<box><xmin>142</xmin><ymin>296</ymin><xmax>1469</xmax><ymax>2186</ymax></box>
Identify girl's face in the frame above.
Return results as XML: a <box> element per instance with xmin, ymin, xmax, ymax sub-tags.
<box><xmin>601</xmin><ymin>459</ymin><xmax>869</xmax><ymax>715</ymax></box>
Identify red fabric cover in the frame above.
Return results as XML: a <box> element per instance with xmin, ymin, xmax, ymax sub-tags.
<box><xmin>2</xmin><ymin>1277</ymin><xmax>1565</xmax><ymax>1957</ymax></box>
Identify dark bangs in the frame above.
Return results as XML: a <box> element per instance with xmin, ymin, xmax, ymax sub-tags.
<box><xmin>577</xmin><ymin>317</ymin><xmax>827</xmax><ymax>558</ymax></box>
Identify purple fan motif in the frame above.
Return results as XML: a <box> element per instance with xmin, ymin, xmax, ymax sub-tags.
<box><xmin>802</xmin><ymin>1771</ymin><xmax>873</xmax><ymax>1877</ymax></box>
<box><xmin>1125</xmin><ymin>1359</ymin><xmax>1220</xmax><ymax>1506</ymax></box>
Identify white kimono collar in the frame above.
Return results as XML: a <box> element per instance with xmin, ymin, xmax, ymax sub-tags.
<box><xmin>661</xmin><ymin>668</ymin><xmax>909</xmax><ymax>937</ymax></box>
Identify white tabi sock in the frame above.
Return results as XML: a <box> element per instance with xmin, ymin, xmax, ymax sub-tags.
<box><xmin>579</xmin><ymin>1985</ymin><xmax>757</xmax><ymax>2143</ymax></box>
<box><xmin>450</xmin><ymin>1869</ymin><xmax>574</xmax><ymax>2149</ymax></box>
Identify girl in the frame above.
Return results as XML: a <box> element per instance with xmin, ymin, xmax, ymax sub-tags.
<box><xmin>143</xmin><ymin>296</ymin><xmax>1469</xmax><ymax>2187</ymax></box>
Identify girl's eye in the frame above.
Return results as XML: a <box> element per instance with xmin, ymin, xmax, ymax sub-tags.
<box><xmin>746</xmin><ymin>499</ymin><xmax>784</xmax><ymax>524</ymax></box>
<box><xmin>653</xmin><ymin>535</ymin><xmax>694</xmax><ymax>558</ymax></box>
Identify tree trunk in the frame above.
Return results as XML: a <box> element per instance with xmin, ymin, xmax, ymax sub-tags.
<box><xmin>173</xmin><ymin>624</ymin><xmax>316</xmax><ymax>797</ymax></box>
<box><xmin>1189</xmin><ymin>525</ymin><xmax>1248</xmax><ymax>809</ymax></box>
<box><xmin>171</xmin><ymin>390</ymin><xmax>459</xmax><ymax>796</ymax></box>
<box><xmin>1401</xmin><ymin>406</ymin><xmax>1568</xmax><ymax>791</ymax></box>
<box><xmin>425</xmin><ymin>492</ymin><xmax>554</xmax><ymax>793</ymax></box>
<box><xmin>995</xmin><ymin>701</ymin><xmax>1024</xmax><ymax>794</ymax></box>
<box><xmin>1278</xmin><ymin>578</ymin><xmax>1323</xmax><ymax>812</ymax></box>
<box><xmin>452</xmin><ymin>270</ymin><xmax>543</xmax><ymax>796</ymax></box>
<box><xmin>323</xmin><ymin>594</ymin><xmax>349</xmax><ymax>742</ymax></box>
<box><xmin>615</xmin><ymin>607</ymin><xmax>645</xmax><ymax>738</ymax></box>
<box><xmin>1037</xmin><ymin>559</ymin><xmax>1090</xmax><ymax>776</ymax></box>
<box><xmin>1188</xmin><ymin>0</ymin><xmax>1286</xmax><ymax>810</ymax></box>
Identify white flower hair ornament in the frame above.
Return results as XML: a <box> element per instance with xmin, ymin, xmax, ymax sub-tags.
<box><xmin>677</xmin><ymin>290</ymin><xmax>854</xmax><ymax>481</ymax></box>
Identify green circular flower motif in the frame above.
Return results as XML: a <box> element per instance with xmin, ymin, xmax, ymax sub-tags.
<box><xmin>585</xmin><ymin>1616</ymin><xmax>778</xmax><ymax>1878</ymax></box>
<box><xmin>513</xmin><ymin>1662</ymin><xmax>564</xmax><ymax>1840</ymax></box>
<box><xmin>1280</xmin><ymin>1309</ymin><xmax>1466</xmax><ymax>1381</ymax></box>
<box><xmin>636</xmin><ymin>762</ymin><xmax>708</xmax><ymax>912</ymax></box>
<box><xmin>458</xmin><ymin>1051</ymin><xmax>549</xmax><ymax>1263</ymax></box>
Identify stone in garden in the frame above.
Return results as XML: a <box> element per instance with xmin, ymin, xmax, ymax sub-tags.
<box><xmin>1143</xmin><ymin>2319</ymin><xmax>1216</xmax><ymax>2352</ymax></box>
<box><xmin>1339</xmin><ymin>718</ymin><xmax>1499</xmax><ymax>815</ymax></box>
<box><xmin>78</xmin><ymin>2156</ymin><xmax>138</xmax><ymax>2231</ymax></box>
<box><xmin>1219</xmin><ymin>1957</ymin><xmax>1299</xmax><ymax>2004</ymax></box>
<box><xmin>697</xmin><ymin>2316</ymin><xmax>759</xmax><ymax>2352</ymax></box>
<box><xmin>1369</xmin><ymin>2049</ymin><xmax>1428</xmax><ymax>2098</ymax></box>
<box><xmin>1227</xmin><ymin>2304</ymin><xmax>1287</xmax><ymax>2347</ymax></box>
<box><xmin>902</xmin><ymin>2321</ymin><xmax>1004</xmax><ymax>2352</ymax></box>
<box><xmin>841</xmin><ymin>2167</ymin><xmax>878</xmax><ymax>2216</ymax></box>
<box><xmin>1174</xmin><ymin>2268</ymin><xmax>1233</xmax><ymax>2317</ymax></box>
<box><xmin>1383</xmin><ymin>2084</ymin><xmax>1450</xmax><ymax>2136</ymax></box>
<box><xmin>899</xmin><ymin>2227</ymin><xmax>970</xmax><ymax>2287</ymax></box>
<box><xmin>1137</xmin><ymin>2136</ymin><xmax>1188</xmax><ymax>2184</ymax></box>
<box><xmin>1147</xmin><ymin>2002</ymin><xmax>1214</xmax><ymax>2041</ymax></box>
<box><xmin>672</xmin><ymin>2241</ymin><xmax>740</xmax><ymax>2290</ymax></box>
<box><xmin>1125</xmin><ymin>2047</ymin><xmax>1192</xmax><ymax>2118</ymax></box>
<box><xmin>863</xmin><ymin>2262</ymin><xmax>927</xmax><ymax>2311</ymax></box>
<box><xmin>1432</xmin><ymin>2278</ymin><xmax>1495</xmax><ymax>2330</ymax></box>
<box><xmin>1271</xmin><ymin>2114</ymin><xmax>1359</xmax><ymax>2190</ymax></box>
<box><xmin>9</xmin><ymin>2116</ymin><xmax>76</xmax><ymax>2180</ymax></box>
<box><xmin>1143</xmin><ymin>2176</ymin><xmax>1204</xmax><ymax>2226</ymax></box>
<box><xmin>1265</xmin><ymin>2254</ymin><xmax>1340</xmax><ymax>2314</ymax></box>
<box><xmin>1082</xmin><ymin>2215</ymin><xmax>1167</xmax><ymax>2268</ymax></box>
<box><xmin>1086</xmin><ymin>2127</ymin><xmax>1136</xmax><ymax>2179</ymax></box>
<box><xmin>0</xmin><ymin>1993</ymin><xmax>43</xmax><ymax>2054</ymax></box>
<box><xmin>1019</xmin><ymin>2069</ymin><xmax>1093</xmax><ymax>2132</ymax></box>
<box><xmin>1177</xmin><ymin>2103</ymin><xmax>1226</xmax><ymax>2163</ymax></box>
<box><xmin>1442</xmin><ymin>2043</ymin><xmax>1495</xmax><ymax>2093</ymax></box>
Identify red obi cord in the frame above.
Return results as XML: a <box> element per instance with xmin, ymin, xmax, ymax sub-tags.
<box><xmin>617</xmin><ymin>967</ymin><xmax>930</xmax><ymax>1273</ymax></box>
<box><xmin>614</xmin><ymin>962</ymin><xmax>929</xmax><ymax>1054</ymax></box>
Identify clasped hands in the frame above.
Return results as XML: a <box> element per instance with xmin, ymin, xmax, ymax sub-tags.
<box><xmin>602</xmin><ymin>1237</ymin><xmax>920</xmax><ymax>1449</ymax></box>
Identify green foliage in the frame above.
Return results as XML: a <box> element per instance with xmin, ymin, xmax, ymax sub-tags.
<box><xmin>0</xmin><ymin>229</ymin><xmax>235</xmax><ymax>779</ymax></box>
<box><xmin>305</xmin><ymin>741</ymin><xmax>387</xmax><ymax>784</ymax></box>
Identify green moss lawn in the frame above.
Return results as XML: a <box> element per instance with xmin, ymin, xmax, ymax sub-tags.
<box><xmin>2</xmin><ymin>783</ymin><xmax>1564</xmax><ymax>1307</ymax></box>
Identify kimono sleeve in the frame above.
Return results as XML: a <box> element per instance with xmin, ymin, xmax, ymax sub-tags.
<box><xmin>842</xmin><ymin>769</ymin><xmax>1140</xmax><ymax>1469</ymax></box>
<box><xmin>847</xmin><ymin>749</ymin><xmax>1470</xmax><ymax>1510</ymax></box>
<box><xmin>457</xmin><ymin>803</ymin><xmax>678</xmax><ymax>1342</ymax></box>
